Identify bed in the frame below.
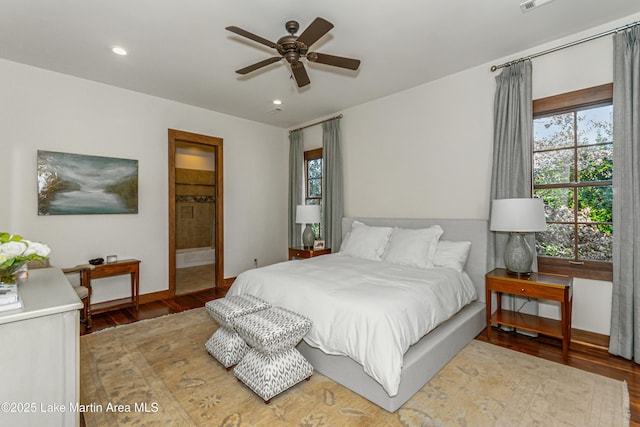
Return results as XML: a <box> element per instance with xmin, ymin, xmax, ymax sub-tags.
<box><xmin>227</xmin><ymin>217</ymin><xmax>488</xmax><ymax>412</ymax></box>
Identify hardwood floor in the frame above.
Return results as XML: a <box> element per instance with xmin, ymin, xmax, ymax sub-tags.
<box><xmin>82</xmin><ymin>290</ymin><xmax>639</xmax><ymax>426</ymax></box>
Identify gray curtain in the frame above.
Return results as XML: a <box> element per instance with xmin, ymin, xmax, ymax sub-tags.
<box><xmin>609</xmin><ymin>26</ymin><xmax>640</xmax><ymax>363</ymax></box>
<box><xmin>488</xmin><ymin>61</ymin><xmax>538</xmax><ymax>322</ymax></box>
<box><xmin>288</xmin><ymin>130</ymin><xmax>304</xmax><ymax>247</ymax></box>
<box><xmin>322</xmin><ymin>118</ymin><xmax>344</xmax><ymax>251</ymax></box>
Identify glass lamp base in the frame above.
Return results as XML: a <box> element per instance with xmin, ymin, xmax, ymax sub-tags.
<box><xmin>302</xmin><ymin>224</ymin><xmax>315</xmax><ymax>249</ymax></box>
<box><xmin>504</xmin><ymin>232</ymin><xmax>534</xmax><ymax>275</ymax></box>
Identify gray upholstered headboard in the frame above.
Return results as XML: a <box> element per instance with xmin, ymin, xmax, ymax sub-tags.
<box><xmin>342</xmin><ymin>217</ymin><xmax>488</xmax><ymax>303</ymax></box>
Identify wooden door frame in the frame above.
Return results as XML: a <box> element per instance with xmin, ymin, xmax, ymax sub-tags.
<box><xmin>168</xmin><ymin>129</ymin><xmax>223</xmax><ymax>295</ymax></box>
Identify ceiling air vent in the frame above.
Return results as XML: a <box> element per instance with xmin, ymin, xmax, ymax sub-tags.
<box><xmin>520</xmin><ymin>0</ymin><xmax>555</xmax><ymax>13</ymax></box>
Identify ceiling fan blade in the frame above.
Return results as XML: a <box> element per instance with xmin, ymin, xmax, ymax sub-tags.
<box><xmin>296</xmin><ymin>17</ymin><xmax>333</xmax><ymax>48</ymax></box>
<box><xmin>226</xmin><ymin>26</ymin><xmax>278</xmax><ymax>49</ymax></box>
<box><xmin>307</xmin><ymin>52</ymin><xmax>361</xmax><ymax>70</ymax></box>
<box><xmin>236</xmin><ymin>57</ymin><xmax>282</xmax><ymax>75</ymax></box>
<box><xmin>291</xmin><ymin>63</ymin><xmax>310</xmax><ymax>87</ymax></box>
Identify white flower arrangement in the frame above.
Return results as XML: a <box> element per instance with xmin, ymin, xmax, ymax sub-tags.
<box><xmin>0</xmin><ymin>233</ymin><xmax>51</xmax><ymax>282</ymax></box>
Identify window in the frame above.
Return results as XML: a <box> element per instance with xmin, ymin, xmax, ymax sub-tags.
<box><xmin>304</xmin><ymin>148</ymin><xmax>322</xmax><ymax>237</ymax></box>
<box><xmin>305</xmin><ymin>148</ymin><xmax>322</xmax><ymax>205</ymax></box>
<box><xmin>533</xmin><ymin>83</ymin><xmax>613</xmax><ymax>281</ymax></box>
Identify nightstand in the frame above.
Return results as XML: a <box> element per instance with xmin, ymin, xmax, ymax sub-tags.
<box><xmin>485</xmin><ymin>268</ymin><xmax>573</xmax><ymax>358</ymax></box>
<box><xmin>288</xmin><ymin>247</ymin><xmax>331</xmax><ymax>260</ymax></box>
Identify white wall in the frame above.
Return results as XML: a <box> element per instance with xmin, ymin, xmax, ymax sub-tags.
<box><xmin>319</xmin><ymin>13</ymin><xmax>640</xmax><ymax>335</ymax></box>
<box><xmin>0</xmin><ymin>59</ymin><xmax>288</xmax><ymax>303</ymax></box>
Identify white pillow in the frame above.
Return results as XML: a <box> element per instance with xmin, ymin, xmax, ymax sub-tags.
<box><xmin>340</xmin><ymin>221</ymin><xmax>393</xmax><ymax>261</ymax></box>
<box><xmin>433</xmin><ymin>240</ymin><xmax>472</xmax><ymax>272</ymax></box>
<box><xmin>382</xmin><ymin>226</ymin><xmax>443</xmax><ymax>268</ymax></box>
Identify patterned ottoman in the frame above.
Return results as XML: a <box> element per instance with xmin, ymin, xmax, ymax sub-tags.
<box><xmin>204</xmin><ymin>294</ymin><xmax>270</xmax><ymax>369</ymax></box>
<box><xmin>232</xmin><ymin>307</ymin><xmax>313</xmax><ymax>403</ymax></box>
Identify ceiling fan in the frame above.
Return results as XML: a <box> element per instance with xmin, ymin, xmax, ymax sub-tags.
<box><xmin>226</xmin><ymin>17</ymin><xmax>361</xmax><ymax>88</ymax></box>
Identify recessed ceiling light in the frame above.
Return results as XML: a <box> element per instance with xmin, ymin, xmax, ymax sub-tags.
<box><xmin>112</xmin><ymin>47</ymin><xmax>128</xmax><ymax>56</ymax></box>
<box><xmin>273</xmin><ymin>99</ymin><xmax>282</xmax><ymax>105</ymax></box>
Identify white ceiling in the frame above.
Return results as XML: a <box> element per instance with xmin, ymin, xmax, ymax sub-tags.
<box><xmin>1</xmin><ymin>0</ymin><xmax>639</xmax><ymax>128</ymax></box>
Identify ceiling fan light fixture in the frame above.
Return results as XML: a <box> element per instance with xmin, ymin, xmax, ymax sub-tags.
<box><xmin>284</xmin><ymin>51</ymin><xmax>300</xmax><ymax>65</ymax></box>
<box><xmin>273</xmin><ymin>99</ymin><xmax>282</xmax><ymax>105</ymax></box>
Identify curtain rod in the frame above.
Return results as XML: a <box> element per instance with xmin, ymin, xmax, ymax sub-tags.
<box><xmin>289</xmin><ymin>114</ymin><xmax>343</xmax><ymax>134</ymax></box>
<box><xmin>490</xmin><ymin>20</ymin><xmax>640</xmax><ymax>72</ymax></box>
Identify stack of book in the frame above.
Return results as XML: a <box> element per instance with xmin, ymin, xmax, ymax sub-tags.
<box><xmin>0</xmin><ymin>283</ymin><xmax>23</xmax><ymax>312</ymax></box>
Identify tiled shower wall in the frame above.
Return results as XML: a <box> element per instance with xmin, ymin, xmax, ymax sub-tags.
<box><xmin>176</xmin><ymin>168</ymin><xmax>216</xmax><ymax>250</ymax></box>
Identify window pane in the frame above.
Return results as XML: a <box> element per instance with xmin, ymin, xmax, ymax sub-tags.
<box><xmin>577</xmin><ymin>144</ymin><xmax>612</xmax><ymax>182</ymax></box>
<box><xmin>534</xmin><ymin>188</ymin><xmax>573</xmax><ymax>222</ymax></box>
<box><xmin>533</xmin><ymin>113</ymin><xmax>574</xmax><ymax>151</ymax></box>
<box><xmin>308</xmin><ymin>178</ymin><xmax>321</xmax><ymax>197</ymax></box>
<box><xmin>536</xmin><ymin>224</ymin><xmax>574</xmax><ymax>258</ymax></box>
<box><xmin>533</xmin><ymin>149</ymin><xmax>574</xmax><ymax>185</ymax></box>
<box><xmin>577</xmin><ymin>105</ymin><xmax>613</xmax><ymax>145</ymax></box>
<box><xmin>578</xmin><ymin>224</ymin><xmax>612</xmax><ymax>262</ymax></box>
<box><xmin>308</xmin><ymin>159</ymin><xmax>322</xmax><ymax>179</ymax></box>
<box><xmin>577</xmin><ymin>186</ymin><xmax>612</xmax><ymax>223</ymax></box>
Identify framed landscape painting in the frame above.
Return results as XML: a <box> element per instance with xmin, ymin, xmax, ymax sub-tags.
<box><xmin>37</xmin><ymin>150</ymin><xmax>138</xmax><ymax>215</ymax></box>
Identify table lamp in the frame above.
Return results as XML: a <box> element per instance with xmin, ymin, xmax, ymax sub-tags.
<box><xmin>296</xmin><ymin>205</ymin><xmax>321</xmax><ymax>248</ymax></box>
<box><xmin>490</xmin><ymin>198</ymin><xmax>547</xmax><ymax>276</ymax></box>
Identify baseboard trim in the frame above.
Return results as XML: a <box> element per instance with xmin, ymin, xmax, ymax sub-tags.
<box><xmin>571</xmin><ymin>328</ymin><xmax>609</xmax><ymax>350</ymax></box>
<box><xmin>139</xmin><ymin>290</ymin><xmax>172</xmax><ymax>305</ymax></box>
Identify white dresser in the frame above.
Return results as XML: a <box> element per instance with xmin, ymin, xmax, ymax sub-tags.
<box><xmin>0</xmin><ymin>268</ymin><xmax>83</xmax><ymax>427</ymax></box>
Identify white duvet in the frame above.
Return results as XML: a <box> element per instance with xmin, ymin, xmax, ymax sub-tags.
<box><xmin>227</xmin><ymin>253</ymin><xmax>477</xmax><ymax>396</ymax></box>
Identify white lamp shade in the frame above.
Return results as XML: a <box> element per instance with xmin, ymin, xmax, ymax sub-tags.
<box><xmin>490</xmin><ymin>198</ymin><xmax>547</xmax><ymax>232</ymax></box>
<box><xmin>296</xmin><ymin>204</ymin><xmax>320</xmax><ymax>224</ymax></box>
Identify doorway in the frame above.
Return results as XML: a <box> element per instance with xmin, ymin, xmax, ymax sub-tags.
<box><xmin>168</xmin><ymin>129</ymin><xmax>223</xmax><ymax>296</ymax></box>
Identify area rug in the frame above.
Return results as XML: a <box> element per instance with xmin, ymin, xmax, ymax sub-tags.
<box><xmin>80</xmin><ymin>308</ymin><xmax>629</xmax><ymax>426</ymax></box>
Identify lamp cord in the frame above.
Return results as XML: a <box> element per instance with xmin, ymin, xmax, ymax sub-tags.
<box><xmin>516</xmin><ymin>298</ymin><xmax>531</xmax><ymax>312</ymax></box>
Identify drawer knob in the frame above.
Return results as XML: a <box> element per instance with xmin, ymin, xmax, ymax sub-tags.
<box><xmin>521</xmin><ymin>288</ymin><xmax>526</xmax><ymax>292</ymax></box>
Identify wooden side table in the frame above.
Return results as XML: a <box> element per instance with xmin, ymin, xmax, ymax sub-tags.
<box><xmin>89</xmin><ymin>259</ymin><xmax>141</xmax><ymax>314</ymax></box>
<box><xmin>485</xmin><ymin>268</ymin><xmax>573</xmax><ymax>358</ymax></box>
<box><xmin>288</xmin><ymin>247</ymin><xmax>331</xmax><ymax>260</ymax></box>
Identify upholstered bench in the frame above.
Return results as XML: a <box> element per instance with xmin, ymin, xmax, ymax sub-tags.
<box><xmin>232</xmin><ymin>306</ymin><xmax>313</xmax><ymax>403</ymax></box>
<box><xmin>204</xmin><ymin>294</ymin><xmax>270</xmax><ymax>369</ymax></box>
